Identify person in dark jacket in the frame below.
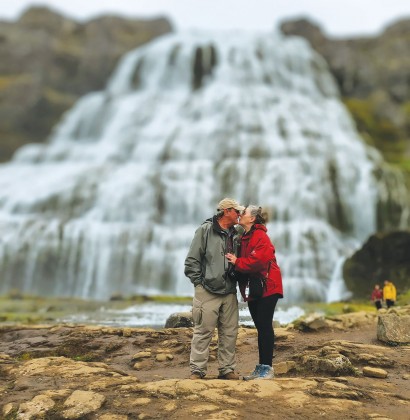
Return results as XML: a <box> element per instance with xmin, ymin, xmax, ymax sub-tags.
<box><xmin>185</xmin><ymin>198</ymin><xmax>244</xmax><ymax>380</ymax></box>
<box><xmin>226</xmin><ymin>205</ymin><xmax>283</xmax><ymax>380</ymax></box>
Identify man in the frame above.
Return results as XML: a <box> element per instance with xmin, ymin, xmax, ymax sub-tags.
<box><xmin>184</xmin><ymin>198</ymin><xmax>244</xmax><ymax>380</ymax></box>
<box><xmin>383</xmin><ymin>280</ymin><xmax>397</xmax><ymax>308</ymax></box>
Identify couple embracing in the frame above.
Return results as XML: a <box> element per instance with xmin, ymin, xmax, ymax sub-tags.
<box><xmin>184</xmin><ymin>198</ymin><xmax>284</xmax><ymax>381</ymax></box>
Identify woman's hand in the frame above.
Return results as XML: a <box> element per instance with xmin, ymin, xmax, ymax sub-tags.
<box><xmin>225</xmin><ymin>253</ymin><xmax>237</xmax><ymax>264</ymax></box>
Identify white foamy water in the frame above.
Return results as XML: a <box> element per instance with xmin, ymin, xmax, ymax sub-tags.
<box><xmin>239</xmin><ymin>305</ymin><xmax>305</xmax><ymax>327</ymax></box>
<box><xmin>58</xmin><ymin>302</ymin><xmax>305</xmax><ymax>328</ymax></box>
<box><xmin>0</xmin><ymin>30</ymin><xmax>409</xmax><ymax>302</ymax></box>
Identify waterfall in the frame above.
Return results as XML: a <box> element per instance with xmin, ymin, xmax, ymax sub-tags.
<box><xmin>0</xmin><ymin>30</ymin><xmax>408</xmax><ymax>302</ymax></box>
<box><xmin>326</xmin><ymin>257</ymin><xmax>352</xmax><ymax>303</ymax></box>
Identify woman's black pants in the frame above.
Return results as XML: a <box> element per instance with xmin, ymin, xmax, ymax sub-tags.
<box><xmin>248</xmin><ymin>293</ymin><xmax>280</xmax><ymax>367</ymax></box>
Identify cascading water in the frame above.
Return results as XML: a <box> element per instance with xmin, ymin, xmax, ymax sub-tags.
<box><xmin>0</xmin><ymin>30</ymin><xmax>408</xmax><ymax>302</ymax></box>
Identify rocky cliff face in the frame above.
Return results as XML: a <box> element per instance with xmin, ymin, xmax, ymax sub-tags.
<box><xmin>0</xmin><ymin>6</ymin><xmax>172</xmax><ymax>161</ymax></box>
<box><xmin>281</xmin><ymin>18</ymin><xmax>410</xmax><ymax>172</ymax></box>
<box><xmin>2</xmin><ymin>9</ymin><xmax>408</xmax><ymax>170</ymax></box>
<box><xmin>281</xmin><ymin>20</ymin><xmax>410</xmax><ymax>296</ymax></box>
<box><xmin>343</xmin><ymin>230</ymin><xmax>410</xmax><ymax>298</ymax></box>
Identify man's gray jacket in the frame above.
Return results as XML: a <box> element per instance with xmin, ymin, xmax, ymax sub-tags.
<box><xmin>184</xmin><ymin>216</ymin><xmax>241</xmax><ymax>295</ymax></box>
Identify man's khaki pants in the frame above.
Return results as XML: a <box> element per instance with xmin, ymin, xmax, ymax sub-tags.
<box><xmin>190</xmin><ymin>285</ymin><xmax>239</xmax><ymax>377</ymax></box>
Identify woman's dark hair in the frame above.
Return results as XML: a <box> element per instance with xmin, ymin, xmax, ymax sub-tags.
<box><xmin>246</xmin><ymin>205</ymin><xmax>268</xmax><ymax>225</ymax></box>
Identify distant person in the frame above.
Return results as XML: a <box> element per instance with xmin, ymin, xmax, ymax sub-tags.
<box><xmin>184</xmin><ymin>198</ymin><xmax>244</xmax><ymax>380</ymax></box>
<box><xmin>226</xmin><ymin>205</ymin><xmax>283</xmax><ymax>380</ymax></box>
<box><xmin>371</xmin><ymin>284</ymin><xmax>383</xmax><ymax>310</ymax></box>
<box><xmin>383</xmin><ymin>280</ymin><xmax>397</xmax><ymax>308</ymax></box>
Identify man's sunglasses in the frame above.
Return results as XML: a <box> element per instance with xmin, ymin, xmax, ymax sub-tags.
<box><xmin>228</xmin><ymin>208</ymin><xmax>241</xmax><ymax>215</ymax></box>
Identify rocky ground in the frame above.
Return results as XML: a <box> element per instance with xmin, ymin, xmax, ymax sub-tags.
<box><xmin>0</xmin><ymin>310</ymin><xmax>409</xmax><ymax>419</ymax></box>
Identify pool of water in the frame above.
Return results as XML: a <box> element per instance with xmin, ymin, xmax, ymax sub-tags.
<box><xmin>58</xmin><ymin>302</ymin><xmax>305</xmax><ymax>328</ymax></box>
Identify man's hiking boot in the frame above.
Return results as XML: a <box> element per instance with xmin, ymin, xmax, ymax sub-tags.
<box><xmin>243</xmin><ymin>364</ymin><xmax>262</xmax><ymax>381</ymax></box>
<box><xmin>217</xmin><ymin>371</ymin><xmax>239</xmax><ymax>380</ymax></box>
<box><xmin>189</xmin><ymin>372</ymin><xmax>204</xmax><ymax>380</ymax></box>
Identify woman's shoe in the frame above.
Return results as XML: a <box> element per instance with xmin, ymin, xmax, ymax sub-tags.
<box><xmin>243</xmin><ymin>364</ymin><xmax>262</xmax><ymax>381</ymax></box>
<box><xmin>255</xmin><ymin>364</ymin><xmax>274</xmax><ymax>379</ymax></box>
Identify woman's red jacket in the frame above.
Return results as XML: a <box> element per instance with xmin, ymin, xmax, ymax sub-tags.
<box><xmin>235</xmin><ymin>224</ymin><xmax>283</xmax><ymax>302</ymax></box>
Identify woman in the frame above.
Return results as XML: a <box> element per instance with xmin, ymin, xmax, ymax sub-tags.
<box><xmin>226</xmin><ymin>205</ymin><xmax>283</xmax><ymax>380</ymax></box>
<box><xmin>371</xmin><ymin>284</ymin><xmax>383</xmax><ymax>310</ymax></box>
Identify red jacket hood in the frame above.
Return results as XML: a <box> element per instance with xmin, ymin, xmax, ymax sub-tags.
<box><xmin>243</xmin><ymin>224</ymin><xmax>267</xmax><ymax>236</ymax></box>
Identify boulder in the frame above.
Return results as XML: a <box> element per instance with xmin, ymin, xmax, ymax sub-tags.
<box><xmin>165</xmin><ymin>311</ymin><xmax>194</xmax><ymax>328</ymax></box>
<box><xmin>299</xmin><ymin>354</ymin><xmax>356</xmax><ymax>376</ymax></box>
<box><xmin>296</xmin><ymin>313</ymin><xmax>329</xmax><ymax>331</ymax></box>
<box><xmin>62</xmin><ymin>390</ymin><xmax>105</xmax><ymax>419</ymax></box>
<box><xmin>274</xmin><ymin>361</ymin><xmax>297</xmax><ymax>375</ymax></box>
<box><xmin>362</xmin><ymin>366</ymin><xmax>388</xmax><ymax>378</ymax></box>
<box><xmin>377</xmin><ymin>313</ymin><xmax>410</xmax><ymax>344</ymax></box>
<box><xmin>17</xmin><ymin>395</ymin><xmax>55</xmax><ymax>419</ymax></box>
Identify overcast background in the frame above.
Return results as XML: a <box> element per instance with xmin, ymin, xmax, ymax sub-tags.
<box><xmin>1</xmin><ymin>0</ymin><xmax>410</xmax><ymax>37</ymax></box>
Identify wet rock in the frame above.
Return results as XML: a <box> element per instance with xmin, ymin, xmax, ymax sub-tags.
<box><xmin>164</xmin><ymin>312</ymin><xmax>194</xmax><ymax>328</ymax></box>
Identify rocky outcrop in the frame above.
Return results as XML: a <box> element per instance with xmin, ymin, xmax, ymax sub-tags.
<box><xmin>1</xmin><ymin>318</ymin><xmax>409</xmax><ymax>419</ymax></box>
<box><xmin>164</xmin><ymin>311</ymin><xmax>194</xmax><ymax>328</ymax></box>
<box><xmin>343</xmin><ymin>230</ymin><xmax>410</xmax><ymax>298</ymax></box>
<box><xmin>295</xmin><ymin>311</ymin><xmax>378</xmax><ymax>331</ymax></box>
<box><xmin>377</xmin><ymin>309</ymin><xmax>410</xmax><ymax>344</ymax></box>
<box><xmin>280</xmin><ymin>18</ymin><xmax>410</xmax><ymax>171</ymax></box>
<box><xmin>0</xmin><ymin>6</ymin><xmax>172</xmax><ymax>161</ymax></box>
